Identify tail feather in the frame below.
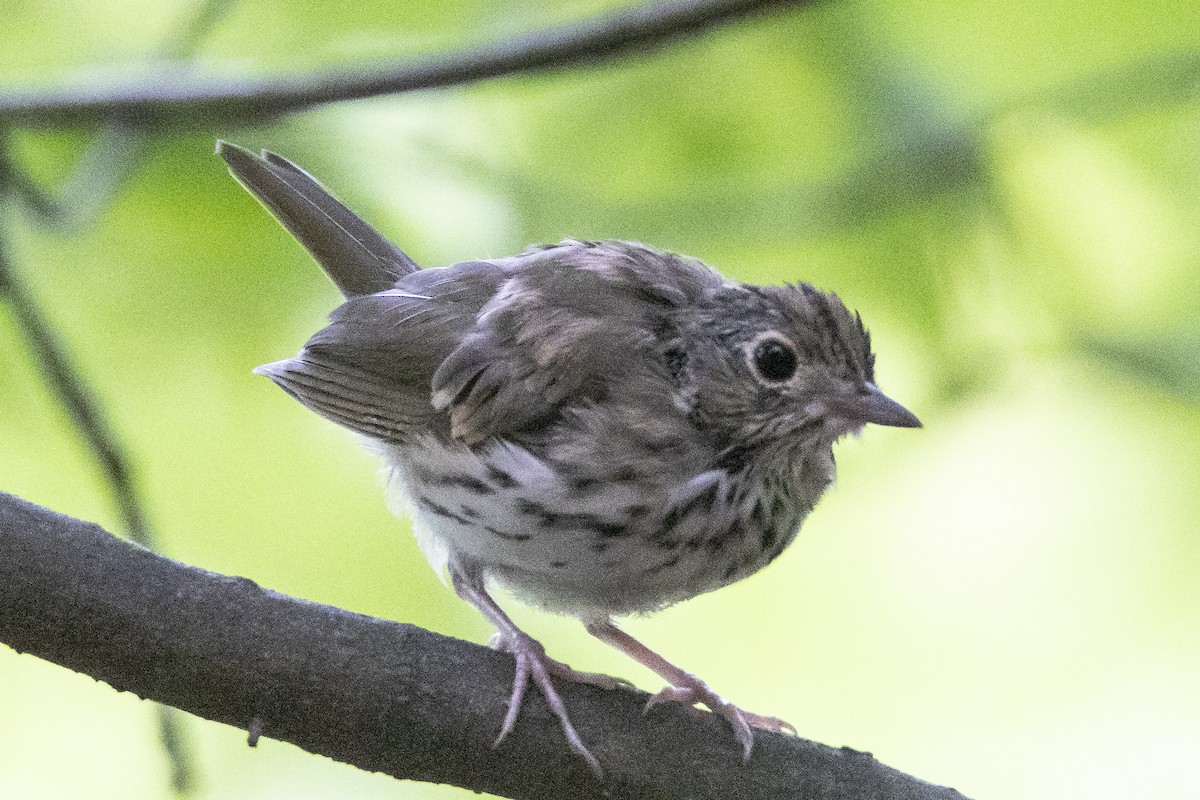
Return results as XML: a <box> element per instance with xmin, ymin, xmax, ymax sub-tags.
<box><xmin>217</xmin><ymin>140</ymin><xmax>420</xmax><ymax>298</ymax></box>
<box><xmin>253</xmin><ymin>356</ymin><xmax>429</xmax><ymax>442</ymax></box>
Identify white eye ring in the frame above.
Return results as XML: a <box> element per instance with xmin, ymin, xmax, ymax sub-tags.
<box><xmin>745</xmin><ymin>332</ymin><xmax>799</xmax><ymax>384</ymax></box>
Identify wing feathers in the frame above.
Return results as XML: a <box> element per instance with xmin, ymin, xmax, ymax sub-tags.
<box><xmin>230</xmin><ymin>164</ymin><xmax>729</xmax><ymax>448</ymax></box>
<box><xmin>255</xmin><ymin>356</ymin><xmax>430</xmax><ymax>442</ymax></box>
<box><xmin>432</xmin><ymin>336</ymin><xmax>554</xmax><ymax>443</ymax></box>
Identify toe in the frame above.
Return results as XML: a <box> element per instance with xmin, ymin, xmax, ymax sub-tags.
<box><xmin>496</xmin><ymin>632</ymin><xmax>604</xmax><ymax>778</ymax></box>
<box><xmin>743</xmin><ymin>712</ymin><xmax>797</xmax><ymax>735</ymax></box>
<box><xmin>642</xmin><ymin>674</ymin><xmax>790</xmax><ymax>760</ymax></box>
<box><xmin>493</xmin><ymin>650</ymin><xmax>530</xmax><ymax>746</ymax></box>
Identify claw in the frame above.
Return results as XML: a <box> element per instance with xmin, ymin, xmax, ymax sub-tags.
<box><xmin>452</xmin><ymin>570</ymin><xmax>605</xmax><ymax>778</ymax></box>
<box><xmin>489</xmin><ymin>630</ymin><xmax>604</xmax><ymax>778</ymax></box>
<box><xmin>495</xmin><ymin>641</ymin><xmax>529</xmax><ymax>745</ymax></box>
<box><xmin>745</xmin><ymin>712</ymin><xmax>796</xmax><ymax>737</ymax></box>
<box><xmin>585</xmin><ymin>620</ymin><xmax>792</xmax><ymax>762</ymax></box>
<box><xmin>644</xmin><ymin>680</ymin><xmax>754</xmax><ymax>759</ymax></box>
<box><xmin>643</xmin><ymin>675</ymin><xmax>791</xmax><ymax>761</ymax></box>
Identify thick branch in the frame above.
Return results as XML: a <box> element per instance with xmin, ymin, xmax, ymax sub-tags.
<box><xmin>0</xmin><ymin>491</ymin><xmax>968</xmax><ymax>799</ymax></box>
<box><xmin>0</xmin><ymin>0</ymin><xmax>816</xmax><ymax>127</ymax></box>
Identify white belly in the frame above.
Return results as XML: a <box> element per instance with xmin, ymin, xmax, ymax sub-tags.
<box><xmin>372</xmin><ymin>437</ymin><xmax>807</xmax><ymax>618</ymax></box>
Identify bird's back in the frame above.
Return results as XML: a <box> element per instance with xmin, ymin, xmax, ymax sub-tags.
<box><xmin>260</xmin><ymin>239</ymin><xmax>726</xmax><ymax>447</ymax></box>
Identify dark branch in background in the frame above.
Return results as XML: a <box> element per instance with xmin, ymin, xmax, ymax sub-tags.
<box><xmin>0</xmin><ymin>491</ymin><xmax>970</xmax><ymax>800</ymax></box>
<box><xmin>0</xmin><ymin>3</ymin><xmax>239</xmax><ymax>794</ymax></box>
<box><xmin>0</xmin><ymin>202</ymin><xmax>200</xmax><ymax>793</ymax></box>
<box><xmin>31</xmin><ymin>0</ymin><xmax>240</xmax><ymax>230</ymax></box>
<box><xmin>0</xmin><ymin>234</ymin><xmax>153</xmax><ymax>546</ymax></box>
<box><xmin>0</xmin><ymin>129</ymin><xmax>63</xmax><ymax>221</ymax></box>
<box><xmin>0</xmin><ymin>0</ymin><xmax>818</xmax><ymax>127</ymax></box>
<box><xmin>0</xmin><ymin>0</ymin><xmax>236</xmax><ymax>535</ymax></box>
<box><xmin>0</xmin><ymin>3</ymin><xmax>837</xmax><ymax>796</ymax></box>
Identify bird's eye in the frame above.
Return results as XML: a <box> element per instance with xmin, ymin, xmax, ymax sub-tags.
<box><xmin>750</xmin><ymin>337</ymin><xmax>798</xmax><ymax>383</ymax></box>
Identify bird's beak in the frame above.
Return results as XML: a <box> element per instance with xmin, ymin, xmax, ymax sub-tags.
<box><xmin>838</xmin><ymin>384</ymin><xmax>922</xmax><ymax>429</ymax></box>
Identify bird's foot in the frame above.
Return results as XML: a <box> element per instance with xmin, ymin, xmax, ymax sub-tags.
<box><xmin>489</xmin><ymin>632</ymin><xmax>632</xmax><ymax>691</ymax></box>
<box><xmin>645</xmin><ymin>674</ymin><xmax>796</xmax><ymax>761</ymax></box>
<box><xmin>489</xmin><ymin>630</ymin><xmax>604</xmax><ymax>777</ymax></box>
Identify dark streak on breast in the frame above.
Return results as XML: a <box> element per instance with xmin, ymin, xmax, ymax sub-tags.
<box><xmin>437</xmin><ymin>473</ymin><xmax>496</xmax><ymax>494</ymax></box>
<box><xmin>644</xmin><ymin>554</ymin><xmax>681</xmax><ymax>576</ymax></box>
<box><xmin>486</xmin><ymin>465</ymin><xmax>521</xmax><ymax>489</ymax></box>
<box><xmin>485</xmin><ymin>525</ymin><xmax>531</xmax><ymax>542</ymax></box>
<box><xmin>417</xmin><ymin>495</ymin><xmax>472</xmax><ymax>526</ymax></box>
<box><xmin>660</xmin><ymin>479</ymin><xmax>719</xmax><ymax>536</ymax></box>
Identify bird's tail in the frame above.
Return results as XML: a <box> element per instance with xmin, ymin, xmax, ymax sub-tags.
<box><xmin>217</xmin><ymin>140</ymin><xmax>420</xmax><ymax>298</ymax></box>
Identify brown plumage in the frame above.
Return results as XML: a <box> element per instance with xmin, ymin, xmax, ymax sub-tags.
<box><xmin>220</xmin><ymin>141</ymin><xmax>920</xmax><ymax>776</ymax></box>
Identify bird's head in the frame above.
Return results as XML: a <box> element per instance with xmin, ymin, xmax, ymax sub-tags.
<box><xmin>679</xmin><ymin>282</ymin><xmax>920</xmax><ymax>460</ymax></box>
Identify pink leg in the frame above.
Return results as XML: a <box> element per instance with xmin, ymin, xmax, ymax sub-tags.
<box><xmin>585</xmin><ymin>619</ymin><xmax>795</xmax><ymax>761</ymax></box>
<box><xmin>486</xmin><ymin>632</ymin><xmax>632</xmax><ymax>691</ymax></box>
<box><xmin>450</xmin><ymin>567</ymin><xmax>603</xmax><ymax>777</ymax></box>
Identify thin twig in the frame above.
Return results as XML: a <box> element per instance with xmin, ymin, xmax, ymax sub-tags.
<box><xmin>0</xmin><ymin>135</ymin><xmax>64</xmax><ymax>222</ymax></box>
<box><xmin>52</xmin><ymin>0</ymin><xmax>240</xmax><ymax>229</ymax></box>
<box><xmin>0</xmin><ymin>4</ymin><xmax>240</xmax><ymax>793</ymax></box>
<box><xmin>0</xmin><ymin>0</ymin><xmax>817</xmax><ymax>127</ymax></box>
<box><xmin>993</xmin><ymin>48</ymin><xmax>1200</xmax><ymax>123</ymax></box>
<box><xmin>158</xmin><ymin>0</ymin><xmax>239</xmax><ymax>60</ymax></box>
<box><xmin>0</xmin><ymin>234</ymin><xmax>151</xmax><ymax>547</ymax></box>
<box><xmin>0</xmin><ymin>190</ymin><xmax>199</xmax><ymax>798</ymax></box>
<box><xmin>0</xmin><ymin>230</ymin><xmax>197</xmax><ymax>793</ymax></box>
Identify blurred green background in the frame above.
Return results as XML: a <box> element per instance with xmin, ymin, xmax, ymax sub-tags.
<box><xmin>1</xmin><ymin>0</ymin><xmax>1198</xmax><ymax>798</ymax></box>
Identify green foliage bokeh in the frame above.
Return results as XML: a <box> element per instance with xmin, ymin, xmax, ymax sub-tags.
<box><xmin>1</xmin><ymin>1</ymin><xmax>1198</xmax><ymax>798</ymax></box>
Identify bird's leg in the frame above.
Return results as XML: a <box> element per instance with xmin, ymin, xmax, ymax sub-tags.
<box><xmin>449</xmin><ymin>567</ymin><xmax>603</xmax><ymax>777</ymax></box>
<box><xmin>485</xmin><ymin>631</ymin><xmax>632</xmax><ymax>690</ymax></box>
<box><xmin>584</xmin><ymin>619</ymin><xmax>795</xmax><ymax>761</ymax></box>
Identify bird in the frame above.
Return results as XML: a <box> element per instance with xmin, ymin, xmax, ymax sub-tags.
<box><xmin>217</xmin><ymin>140</ymin><xmax>921</xmax><ymax>776</ymax></box>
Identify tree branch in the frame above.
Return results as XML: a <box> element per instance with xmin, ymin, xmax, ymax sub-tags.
<box><xmin>0</xmin><ymin>0</ymin><xmax>818</xmax><ymax>127</ymax></box>
<box><xmin>0</xmin><ymin>234</ymin><xmax>156</xmax><ymax>550</ymax></box>
<box><xmin>0</xmin><ymin>490</ymin><xmax>969</xmax><ymax>800</ymax></box>
<box><xmin>3</xmin><ymin>6</ymin><xmax>240</xmax><ymax>788</ymax></box>
<box><xmin>0</xmin><ymin>133</ymin><xmax>64</xmax><ymax>221</ymax></box>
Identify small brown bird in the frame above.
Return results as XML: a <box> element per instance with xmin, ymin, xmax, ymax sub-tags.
<box><xmin>219</xmin><ymin>141</ymin><xmax>920</xmax><ymax>775</ymax></box>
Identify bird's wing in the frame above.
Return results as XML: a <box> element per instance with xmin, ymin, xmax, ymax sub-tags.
<box><xmin>259</xmin><ymin>240</ymin><xmax>723</xmax><ymax>447</ymax></box>
<box><xmin>257</xmin><ymin>261</ymin><xmax>510</xmax><ymax>442</ymax></box>
<box><xmin>430</xmin><ymin>241</ymin><xmax>724</xmax><ymax>445</ymax></box>
<box><xmin>218</xmin><ymin>141</ymin><xmax>420</xmax><ymax>298</ymax></box>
